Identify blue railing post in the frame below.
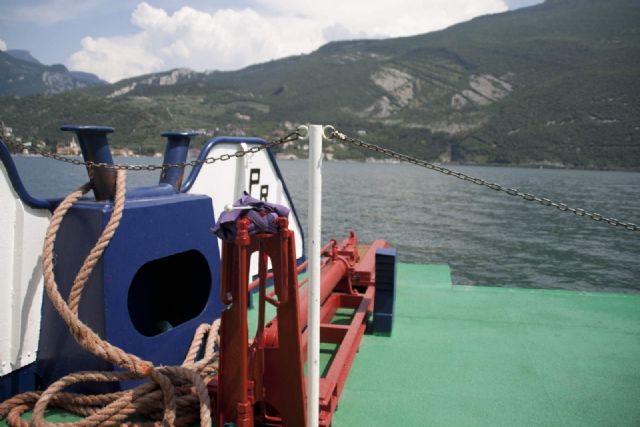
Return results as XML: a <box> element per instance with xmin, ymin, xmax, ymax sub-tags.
<box><xmin>159</xmin><ymin>131</ymin><xmax>198</xmax><ymax>190</ymax></box>
<box><xmin>60</xmin><ymin>125</ymin><xmax>116</xmax><ymax>201</ymax></box>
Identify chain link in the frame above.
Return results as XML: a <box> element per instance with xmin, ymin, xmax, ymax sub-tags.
<box><xmin>5</xmin><ymin>127</ymin><xmax>638</xmax><ymax>232</ymax></box>
<box><xmin>329</xmin><ymin>129</ymin><xmax>640</xmax><ymax>233</ymax></box>
<box><xmin>2</xmin><ymin>131</ymin><xmax>301</xmax><ymax>171</ymax></box>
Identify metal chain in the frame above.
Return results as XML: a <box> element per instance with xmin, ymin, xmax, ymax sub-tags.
<box><xmin>328</xmin><ymin>128</ymin><xmax>640</xmax><ymax>232</ymax></box>
<box><xmin>2</xmin><ymin>130</ymin><xmax>301</xmax><ymax>171</ymax></box>
<box><xmin>6</xmin><ymin>126</ymin><xmax>638</xmax><ymax>232</ymax></box>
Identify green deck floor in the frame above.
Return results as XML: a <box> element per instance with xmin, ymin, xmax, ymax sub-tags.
<box><xmin>2</xmin><ymin>263</ymin><xmax>639</xmax><ymax>426</ymax></box>
<box><xmin>332</xmin><ymin>263</ymin><xmax>640</xmax><ymax>426</ymax></box>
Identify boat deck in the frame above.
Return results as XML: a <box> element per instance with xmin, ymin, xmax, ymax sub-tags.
<box><xmin>332</xmin><ymin>263</ymin><xmax>640</xmax><ymax>426</ymax></box>
<box><xmin>2</xmin><ymin>263</ymin><xmax>639</xmax><ymax>426</ymax></box>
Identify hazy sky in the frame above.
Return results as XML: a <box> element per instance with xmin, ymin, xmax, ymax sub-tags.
<box><xmin>0</xmin><ymin>0</ymin><xmax>543</xmax><ymax>83</ymax></box>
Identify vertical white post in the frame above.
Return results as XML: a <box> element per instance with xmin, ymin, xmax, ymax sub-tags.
<box><xmin>307</xmin><ymin>124</ymin><xmax>322</xmax><ymax>427</ymax></box>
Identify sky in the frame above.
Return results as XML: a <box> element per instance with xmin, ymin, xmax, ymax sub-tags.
<box><xmin>0</xmin><ymin>0</ymin><xmax>543</xmax><ymax>83</ymax></box>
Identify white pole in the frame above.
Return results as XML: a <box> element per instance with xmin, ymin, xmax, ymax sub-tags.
<box><xmin>307</xmin><ymin>124</ymin><xmax>322</xmax><ymax>427</ymax></box>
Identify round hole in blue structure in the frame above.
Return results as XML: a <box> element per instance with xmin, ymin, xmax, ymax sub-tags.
<box><xmin>128</xmin><ymin>250</ymin><xmax>212</xmax><ymax>337</ymax></box>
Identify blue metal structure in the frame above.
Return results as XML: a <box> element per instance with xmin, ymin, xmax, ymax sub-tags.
<box><xmin>37</xmin><ymin>191</ymin><xmax>222</xmax><ymax>392</ymax></box>
<box><xmin>159</xmin><ymin>131</ymin><xmax>198</xmax><ymax>190</ymax></box>
<box><xmin>60</xmin><ymin>126</ymin><xmax>117</xmax><ymax>201</ymax></box>
<box><xmin>1</xmin><ymin>126</ymin><xmax>225</xmax><ymax>396</ymax></box>
<box><xmin>0</xmin><ymin>139</ymin><xmax>51</xmax><ymax>210</ymax></box>
<box><xmin>0</xmin><ymin>125</ymin><xmax>306</xmax><ymax>397</ymax></box>
<box><xmin>373</xmin><ymin>248</ymin><xmax>397</xmax><ymax>336</ymax></box>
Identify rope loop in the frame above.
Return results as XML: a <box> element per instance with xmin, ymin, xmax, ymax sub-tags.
<box><xmin>1</xmin><ymin>169</ymin><xmax>221</xmax><ymax>427</ymax></box>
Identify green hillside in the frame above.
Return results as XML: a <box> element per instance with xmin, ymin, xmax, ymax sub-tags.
<box><xmin>1</xmin><ymin>0</ymin><xmax>639</xmax><ymax>168</ymax></box>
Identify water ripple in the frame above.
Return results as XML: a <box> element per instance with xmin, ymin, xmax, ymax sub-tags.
<box><xmin>13</xmin><ymin>156</ymin><xmax>640</xmax><ymax>293</ymax></box>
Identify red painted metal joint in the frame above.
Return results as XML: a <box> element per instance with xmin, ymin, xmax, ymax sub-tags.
<box><xmin>209</xmin><ymin>217</ymin><xmax>389</xmax><ymax>426</ymax></box>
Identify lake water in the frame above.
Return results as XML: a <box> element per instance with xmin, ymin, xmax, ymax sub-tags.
<box><xmin>12</xmin><ymin>156</ymin><xmax>640</xmax><ymax>293</ymax></box>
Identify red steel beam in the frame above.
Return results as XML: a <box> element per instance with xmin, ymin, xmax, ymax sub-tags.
<box><xmin>212</xmin><ymin>217</ymin><xmax>388</xmax><ymax>427</ymax></box>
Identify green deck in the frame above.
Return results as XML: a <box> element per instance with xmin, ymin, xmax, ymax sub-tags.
<box><xmin>332</xmin><ymin>263</ymin><xmax>640</xmax><ymax>426</ymax></box>
<box><xmin>2</xmin><ymin>263</ymin><xmax>639</xmax><ymax>426</ymax></box>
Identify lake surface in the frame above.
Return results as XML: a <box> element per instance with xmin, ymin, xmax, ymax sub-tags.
<box><xmin>12</xmin><ymin>156</ymin><xmax>640</xmax><ymax>293</ymax></box>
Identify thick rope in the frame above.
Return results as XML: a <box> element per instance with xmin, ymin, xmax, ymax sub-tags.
<box><xmin>0</xmin><ymin>170</ymin><xmax>221</xmax><ymax>427</ymax></box>
<box><xmin>41</xmin><ymin>174</ymin><xmax>150</xmax><ymax>375</ymax></box>
<box><xmin>67</xmin><ymin>176</ymin><xmax>126</xmax><ymax>315</ymax></box>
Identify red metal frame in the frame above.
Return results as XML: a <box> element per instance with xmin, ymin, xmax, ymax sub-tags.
<box><xmin>209</xmin><ymin>218</ymin><xmax>388</xmax><ymax>426</ymax></box>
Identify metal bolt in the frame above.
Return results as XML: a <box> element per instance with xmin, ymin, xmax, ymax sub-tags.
<box><xmin>223</xmin><ymin>204</ymin><xmax>253</xmax><ymax>213</ymax></box>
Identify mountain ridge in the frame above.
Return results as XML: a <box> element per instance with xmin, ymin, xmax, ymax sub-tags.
<box><xmin>1</xmin><ymin>0</ymin><xmax>638</xmax><ymax>169</ymax></box>
<box><xmin>0</xmin><ymin>50</ymin><xmax>106</xmax><ymax>96</ymax></box>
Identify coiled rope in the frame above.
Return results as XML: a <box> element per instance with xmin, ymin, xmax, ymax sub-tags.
<box><xmin>0</xmin><ymin>170</ymin><xmax>221</xmax><ymax>427</ymax></box>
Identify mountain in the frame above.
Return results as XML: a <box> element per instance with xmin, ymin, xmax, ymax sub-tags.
<box><xmin>6</xmin><ymin>49</ymin><xmax>41</xmax><ymax>64</ymax></box>
<box><xmin>0</xmin><ymin>50</ymin><xmax>106</xmax><ymax>96</ymax></box>
<box><xmin>68</xmin><ymin>71</ymin><xmax>107</xmax><ymax>86</ymax></box>
<box><xmin>1</xmin><ymin>0</ymin><xmax>638</xmax><ymax>169</ymax></box>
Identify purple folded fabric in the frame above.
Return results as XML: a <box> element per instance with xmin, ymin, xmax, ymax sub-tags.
<box><xmin>213</xmin><ymin>191</ymin><xmax>290</xmax><ymax>241</ymax></box>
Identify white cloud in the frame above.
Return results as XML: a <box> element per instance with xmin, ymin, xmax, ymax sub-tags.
<box><xmin>0</xmin><ymin>39</ymin><xmax>6</xmax><ymax>51</ymax></box>
<box><xmin>257</xmin><ymin>0</ymin><xmax>509</xmax><ymax>40</ymax></box>
<box><xmin>69</xmin><ymin>33</ymin><xmax>163</xmax><ymax>82</ymax></box>
<box><xmin>67</xmin><ymin>0</ymin><xmax>508</xmax><ymax>83</ymax></box>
